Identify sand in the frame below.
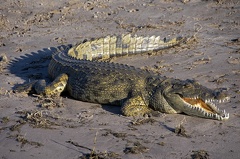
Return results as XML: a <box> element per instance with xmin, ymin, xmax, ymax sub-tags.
<box><xmin>0</xmin><ymin>0</ymin><xmax>239</xmax><ymax>158</ymax></box>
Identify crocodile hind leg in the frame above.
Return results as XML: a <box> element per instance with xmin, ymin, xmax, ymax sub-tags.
<box><xmin>121</xmin><ymin>95</ymin><xmax>153</xmax><ymax>117</ymax></box>
<box><xmin>15</xmin><ymin>73</ymin><xmax>68</xmax><ymax>97</ymax></box>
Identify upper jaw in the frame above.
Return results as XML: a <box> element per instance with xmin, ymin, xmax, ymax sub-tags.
<box><xmin>181</xmin><ymin>96</ymin><xmax>230</xmax><ymax>120</ymax></box>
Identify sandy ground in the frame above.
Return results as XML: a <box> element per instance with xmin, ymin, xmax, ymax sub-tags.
<box><xmin>0</xmin><ymin>0</ymin><xmax>239</xmax><ymax>158</ymax></box>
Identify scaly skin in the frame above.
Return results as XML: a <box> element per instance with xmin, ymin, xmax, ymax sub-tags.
<box><xmin>15</xmin><ymin>34</ymin><xmax>230</xmax><ymax>120</ymax></box>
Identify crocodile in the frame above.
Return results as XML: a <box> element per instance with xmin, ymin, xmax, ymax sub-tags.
<box><xmin>16</xmin><ymin>34</ymin><xmax>230</xmax><ymax>120</ymax></box>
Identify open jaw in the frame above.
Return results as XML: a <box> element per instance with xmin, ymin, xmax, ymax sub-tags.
<box><xmin>181</xmin><ymin>96</ymin><xmax>230</xmax><ymax>120</ymax></box>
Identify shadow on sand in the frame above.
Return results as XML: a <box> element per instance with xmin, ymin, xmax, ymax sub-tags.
<box><xmin>8</xmin><ymin>44</ymin><xmax>71</xmax><ymax>83</ymax></box>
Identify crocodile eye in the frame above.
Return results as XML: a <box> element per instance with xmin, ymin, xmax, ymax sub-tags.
<box><xmin>193</xmin><ymin>81</ymin><xmax>200</xmax><ymax>85</ymax></box>
<box><xmin>184</xmin><ymin>83</ymin><xmax>193</xmax><ymax>88</ymax></box>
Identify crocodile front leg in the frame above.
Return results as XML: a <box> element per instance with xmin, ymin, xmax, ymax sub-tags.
<box><xmin>121</xmin><ymin>95</ymin><xmax>153</xmax><ymax>117</ymax></box>
<box><xmin>15</xmin><ymin>73</ymin><xmax>68</xmax><ymax>97</ymax></box>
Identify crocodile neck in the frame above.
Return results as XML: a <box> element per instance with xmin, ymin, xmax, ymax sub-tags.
<box><xmin>145</xmin><ymin>76</ymin><xmax>179</xmax><ymax>113</ymax></box>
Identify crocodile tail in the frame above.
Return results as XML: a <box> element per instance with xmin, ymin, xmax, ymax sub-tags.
<box><xmin>68</xmin><ymin>34</ymin><xmax>185</xmax><ymax>61</ymax></box>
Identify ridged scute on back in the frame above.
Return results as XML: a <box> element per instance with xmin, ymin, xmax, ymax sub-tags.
<box><xmin>67</xmin><ymin>34</ymin><xmax>184</xmax><ymax>61</ymax></box>
<box><xmin>49</xmin><ymin>49</ymin><xmax>155</xmax><ymax>79</ymax></box>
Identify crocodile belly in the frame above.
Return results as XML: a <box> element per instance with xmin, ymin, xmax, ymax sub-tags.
<box><xmin>66</xmin><ymin>72</ymin><xmax>133</xmax><ymax>105</ymax></box>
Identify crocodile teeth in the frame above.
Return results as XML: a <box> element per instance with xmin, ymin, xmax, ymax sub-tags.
<box><xmin>226</xmin><ymin>113</ymin><xmax>230</xmax><ymax>118</ymax></box>
<box><xmin>197</xmin><ymin>107</ymin><xmax>201</xmax><ymax>111</ymax></box>
<box><xmin>204</xmin><ymin>112</ymin><xmax>208</xmax><ymax>117</ymax></box>
<box><xmin>183</xmin><ymin>97</ymin><xmax>229</xmax><ymax>120</ymax></box>
<box><xmin>207</xmin><ymin>113</ymin><xmax>212</xmax><ymax>118</ymax></box>
<box><xmin>222</xmin><ymin>109</ymin><xmax>226</xmax><ymax>114</ymax></box>
<box><xmin>213</xmin><ymin>114</ymin><xmax>217</xmax><ymax>118</ymax></box>
<box><xmin>187</xmin><ymin>103</ymin><xmax>193</xmax><ymax>108</ymax></box>
<box><xmin>214</xmin><ymin>112</ymin><xmax>229</xmax><ymax>121</ymax></box>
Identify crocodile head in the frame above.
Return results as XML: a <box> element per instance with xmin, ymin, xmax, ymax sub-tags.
<box><xmin>155</xmin><ymin>79</ymin><xmax>230</xmax><ymax>120</ymax></box>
